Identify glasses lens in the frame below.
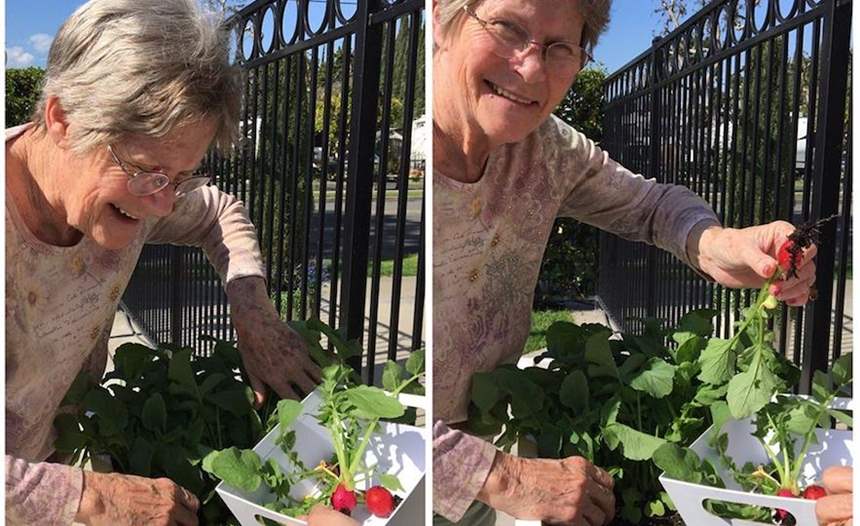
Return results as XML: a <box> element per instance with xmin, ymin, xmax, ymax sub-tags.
<box><xmin>128</xmin><ymin>172</ymin><xmax>170</xmax><ymax>196</ymax></box>
<box><xmin>546</xmin><ymin>43</ymin><xmax>585</xmax><ymax>75</ymax></box>
<box><xmin>487</xmin><ymin>20</ymin><xmax>528</xmax><ymax>56</ymax></box>
<box><xmin>175</xmin><ymin>176</ymin><xmax>210</xmax><ymax>196</ymax></box>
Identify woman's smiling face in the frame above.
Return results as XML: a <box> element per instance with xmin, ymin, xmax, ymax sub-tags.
<box><xmin>434</xmin><ymin>0</ymin><xmax>586</xmax><ymax>145</ymax></box>
<box><xmin>60</xmin><ymin>119</ymin><xmax>217</xmax><ymax>250</ymax></box>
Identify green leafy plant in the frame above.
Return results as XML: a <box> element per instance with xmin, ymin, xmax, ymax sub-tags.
<box><xmin>468</xmin><ymin>271</ymin><xmax>818</xmax><ymax>523</ymax></box>
<box><xmin>55</xmin><ymin>338</ymin><xmax>269</xmax><ymax>524</ymax></box>
<box><xmin>202</xmin><ymin>324</ymin><xmax>425</xmax><ymax>520</ymax></box>
<box><xmin>655</xmin><ymin>354</ymin><xmax>852</xmax><ymax>524</ymax></box>
<box><xmin>55</xmin><ymin>318</ymin><xmax>424</xmax><ymax>524</ymax></box>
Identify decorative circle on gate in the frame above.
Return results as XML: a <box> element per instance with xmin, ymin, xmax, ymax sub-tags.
<box><xmin>280</xmin><ymin>0</ymin><xmax>300</xmax><ymax>46</ymax></box>
<box><xmin>715</xmin><ymin>4</ymin><xmax>731</xmax><ymax>51</ymax></box>
<box><xmin>305</xmin><ymin>0</ymin><xmax>329</xmax><ymax>36</ymax></box>
<box><xmin>732</xmin><ymin>0</ymin><xmax>749</xmax><ymax>45</ymax></box>
<box><xmin>334</xmin><ymin>0</ymin><xmax>358</xmax><ymax>25</ymax></box>
<box><xmin>752</xmin><ymin>0</ymin><xmax>771</xmax><ymax>34</ymax></box>
<box><xmin>260</xmin><ymin>6</ymin><xmax>276</xmax><ymax>54</ymax></box>
<box><xmin>242</xmin><ymin>17</ymin><xmax>256</xmax><ymax>61</ymax></box>
<box><xmin>776</xmin><ymin>0</ymin><xmax>799</xmax><ymax>22</ymax></box>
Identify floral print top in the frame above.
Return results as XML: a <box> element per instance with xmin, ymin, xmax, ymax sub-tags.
<box><xmin>5</xmin><ymin>124</ymin><xmax>267</xmax><ymax>525</ymax></box>
<box><xmin>432</xmin><ymin>115</ymin><xmax>720</xmax><ymax>520</ymax></box>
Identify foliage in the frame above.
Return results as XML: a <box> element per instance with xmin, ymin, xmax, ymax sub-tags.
<box><xmin>6</xmin><ymin>67</ymin><xmax>45</xmax><ymax>127</ymax></box>
<box><xmin>55</xmin><ymin>338</ymin><xmax>269</xmax><ymax>524</ymax></box>
<box><xmin>537</xmin><ymin>67</ymin><xmax>607</xmax><ymax>305</ymax></box>
<box><xmin>469</xmin><ymin>278</ymin><xmax>814</xmax><ymax>524</ymax></box>
<box><xmin>203</xmin><ymin>324</ymin><xmax>425</xmax><ymax>519</ymax></box>
<box><xmin>655</xmin><ymin>354</ymin><xmax>852</xmax><ymax>522</ymax></box>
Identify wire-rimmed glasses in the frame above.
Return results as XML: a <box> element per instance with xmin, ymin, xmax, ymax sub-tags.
<box><xmin>108</xmin><ymin>144</ymin><xmax>210</xmax><ymax>198</ymax></box>
<box><xmin>463</xmin><ymin>5</ymin><xmax>592</xmax><ymax>76</ymax></box>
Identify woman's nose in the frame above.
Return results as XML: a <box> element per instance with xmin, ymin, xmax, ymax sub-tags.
<box><xmin>146</xmin><ymin>186</ymin><xmax>176</xmax><ymax>216</ymax></box>
<box><xmin>513</xmin><ymin>44</ymin><xmax>548</xmax><ymax>83</ymax></box>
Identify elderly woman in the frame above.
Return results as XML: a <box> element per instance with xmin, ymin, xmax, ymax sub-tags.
<box><xmin>432</xmin><ymin>0</ymin><xmax>817</xmax><ymax>525</ymax></box>
<box><xmin>5</xmin><ymin>0</ymin><xmax>327</xmax><ymax>524</ymax></box>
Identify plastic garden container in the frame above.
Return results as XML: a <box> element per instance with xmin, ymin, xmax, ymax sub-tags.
<box><xmin>215</xmin><ymin>390</ymin><xmax>426</xmax><ymax>525</ymax></box>
<box><xmin>660</xmin><ymin>396</ymin><xmax>853</xmax><ymax>526</ymax></box>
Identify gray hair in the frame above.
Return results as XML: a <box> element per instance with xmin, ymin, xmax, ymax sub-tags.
<box><xmin>436</xmin><ymin>0</ymin><xmax>611</xmax><ymax>54</ymax></box>
<box><xmin>33</xmin><ymin>0</ymin><xmax>241</xmax><ymax>153</ymax></box>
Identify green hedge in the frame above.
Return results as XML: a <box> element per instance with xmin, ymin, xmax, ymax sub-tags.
<box><xmin>6</xmin><ymin>67</ymin><xmax>44</xmax><ymax>127</ymax></box>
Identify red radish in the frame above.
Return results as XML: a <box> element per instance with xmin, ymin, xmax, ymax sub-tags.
<box><xmin>365</xmin><ymin>486</ymin><xmax>395</xmax><ymax>518</ymax></box>
<box><xmin>775</xmin><ymin>216</ymin><xmax>836</xmax><ymax>279</ymax></box>
<box><xmin>775</xmin><ymin>488</ymin><xmax>796</xmax><ymax>522</ymax></box>
<box><xmin>331</xmin><ymin>484</ymin><xmax>357</xmax><ymax>514</ymax></box>
<box><xmin>802</xmin><ymin>484</ymin><xmax>826</xmax><ymax>500</ymax></box>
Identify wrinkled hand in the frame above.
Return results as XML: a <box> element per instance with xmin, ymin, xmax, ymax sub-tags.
<box><xmin>816</xmin><ymin>466</ymin><xmax>853</xmax><ymax>526</ymax></box>
<box><xmin>299</xmin><ymin>504</ymin><xmax>360</xmax><ymax>526</ymax></box>
<box><xmin>227</xmin><ymin>277</ymin><xmax>322</xmax><ymax>404</ymax></box>
<box><xmin>477</xmin><ymin>451</ymin><xmax>615</xmax><ymax>525</ymax></box>
<box><xmin>75</xmin><ymin>471</ymin><xmax>199</xmax><ymax>526</ymax></box>
<box><xmin>692</xmin><ymin>222</ymin><xmax>817</xmax><ymax>305</ymax></box>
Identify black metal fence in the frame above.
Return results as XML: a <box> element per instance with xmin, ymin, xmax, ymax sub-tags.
<box><xmin>598</xmin><ymin>0</ymin><xmax>851</xmax><ymax>393</ymax></box>
<box><xmin>123</xmin><ymin>0</ymin><xmax>426</xmax><ymax>383</ymax></box>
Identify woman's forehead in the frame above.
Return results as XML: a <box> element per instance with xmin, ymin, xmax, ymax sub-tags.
<box><xmin>479</xmin><ymin>0</ymin><xmax>585</xmax><ymax>37</ymax></box>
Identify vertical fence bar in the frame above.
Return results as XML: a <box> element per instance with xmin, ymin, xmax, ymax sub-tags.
<box><xmin>341</xmin><ymin>0</ymin><xmax>384</xmax><ymax>370</ymax></box>
<box><xmin>800</xmin><ymin>0</ymin><xmax>851</xmax><ymax>393</ymax></box>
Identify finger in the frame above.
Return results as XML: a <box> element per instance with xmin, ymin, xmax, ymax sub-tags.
<box><xmin>822</xmin><ymin>466</ymin><xmax>853</xmax><ymax>494</ymax></box>
<box><xmin>305</xmin><ymin>359</ymin><xmax>323</xmax><ymax>384</ymax></box>
<box><xmin>580</xmin><ymin>499</ymin><xmax>607</xmax><ymax>526</ymax></box>
<box><xmin>295</xmin><ymin>365</ymin><xmax>321</xmax><ymax>395</ymax></box>
<box><xmin>588</xmin><ymin>464</ymin><xmax>615</xmax><ymax>490</ymax></box>
<box><xmin>247</xmin><ymin>372</ymin><xmax>267</xmax><ymax>408</ymax></box>
<box><xmin>816</xmin><ymin>494</ymin><xmax>853</xmax><ymax>524</ymax></box>
<box><xmin>269</xmin><ymin>375</ymin><xmax>300</xmax><ymax>401</ymax></box>
<box><xmin>585</xmin><ymin>477</ymin><xmax>615</xmax><ymax>521</ymax></box>
<box><xmin>777</xmin><ymin>271</ymin><xmax>816</xmax><ymax>301</ymax></box>
<box><xmin>171</xmin><ymin>492</ymin><xmax>199</xmax><ymax>526</ymax></box>
<box><xmin>741</xmin><ymin>239</ymin><xmax>778</xmax><ymax>280</ymax></box>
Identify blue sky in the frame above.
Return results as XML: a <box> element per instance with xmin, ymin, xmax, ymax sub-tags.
<box><xmin>6</xmin><ymin>1</ymin><xmax>676</xmax><ymax>73</ymax></box>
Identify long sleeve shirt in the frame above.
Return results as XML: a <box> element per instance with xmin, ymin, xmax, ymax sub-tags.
<box><xmin>432</xmin><ymin>115</ymin><xmax>721</xmax><ymax>521</ymax></box>
<box><xmin>5</xmin><ymin>124</ymin><xmax>267</xmax><ymax>525</ymax></box>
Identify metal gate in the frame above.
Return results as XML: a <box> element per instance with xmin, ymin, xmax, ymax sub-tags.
<box><xmin>599</xmin><ymin>0</ymin><xmax>851</xmax><ymax>393</ymax></box>
<box><xmin>122</xmin><ymin>0</ymin><xmax>426</xmax><ymax>382</ymax></box>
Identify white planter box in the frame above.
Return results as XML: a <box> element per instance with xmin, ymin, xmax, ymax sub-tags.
<box><xmin>660</xmin><ymin>397</ymin><xmax>854</xmax><ymax>526</ymax></box>
<box><xmin>216</xmin><ymin>390</ymin><xmax>426</xmax><ymax>526</ymax></box>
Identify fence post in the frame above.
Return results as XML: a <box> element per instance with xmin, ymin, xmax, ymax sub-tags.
<box><xmin>646</xmin><ymin>37</ymin><xmax>662</xmax><ymax>320</ymax></box>
<box><xmin>340</xmin><ymin>0</ymin><xmax>384</xmax><ymax>371</ymax></box>
<box><xmin>169</xmin><ymin>246</ymin><xmax>183</xmax><ymax>346</ymax></box>
<box><xmin>799</xmin><ymin>0</ymin><xmax>851</xmax><ymax>393</ymax></box>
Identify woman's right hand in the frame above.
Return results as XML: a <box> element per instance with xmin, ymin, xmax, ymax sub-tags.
<box><xmin>477</xmin><ymin>451</ymin><xmax>615</xmax><ymax>525</ymax></box>
<box><xmin>75</xmin><ymin>471</ymin><xmax>199</xmax><ymax>526</ymax></box>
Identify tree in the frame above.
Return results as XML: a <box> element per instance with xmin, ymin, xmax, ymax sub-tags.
<box><xmin>652</xmin><ymin>0</ymin><xmax>706</xmax><ymax>36</ymax></box>
<box><xmin>6</xmin><ymin>67</ymin><xmax>45</xmax><ymax>127</ymax></box>
<box><xmin>536</xmin><ymin>67</ymin><xmax>608</xmax><ymax>305</ymax></box>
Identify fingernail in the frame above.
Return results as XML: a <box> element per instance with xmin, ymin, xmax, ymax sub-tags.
<box><xmin>771</xmin><ymin>286</ymin><xmax>780</xmax><ymax>296</ymax></box>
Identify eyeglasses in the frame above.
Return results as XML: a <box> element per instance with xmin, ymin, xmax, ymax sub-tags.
<box><xmin>463</xmin><ymin>5</ymin><xmax>592</xmax><ymax>76</ymax></box>
<box><xmin>108</xmin><ymin>144</ymin><xmax>210</xmax><ymax>198</ymax></box>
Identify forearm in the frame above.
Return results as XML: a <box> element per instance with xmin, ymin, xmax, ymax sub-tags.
<box><xmin>432</xmin><ymin>421</ymin><xmax>497</xmax><ymax>521</ymax></box>
<box><xmin>6</xmin><ymin>455</ymin><xmax>83</xmax><ymax>526</ymax></box>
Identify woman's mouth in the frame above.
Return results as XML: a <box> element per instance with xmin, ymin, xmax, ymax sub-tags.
<box><xmin>110</xmin><ymin>203</ymin><xmax>140</xmax><ymax>222</ymax></box>
<box><xmin>486</xmin><ymin>81</ymin><xmax>538</xmax><ymax>106</ymax></box>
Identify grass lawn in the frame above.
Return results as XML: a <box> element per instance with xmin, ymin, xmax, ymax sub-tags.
<box><xmin>374</xmin><ymin>253</ymin><xmax>419</xmax><ymax>277</ymax></box>
<box><xmin>525</xmin><ymin>309</ymin><xmax>574</xmax><ymax>354</ymax></box>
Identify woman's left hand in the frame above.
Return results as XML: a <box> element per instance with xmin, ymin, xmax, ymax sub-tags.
<box><xmin>300</xmin><ymin>504</ymin><xmax>360</xmax><ymax>526</ymax></box>
<box><xmin>691</xmin><ymin>221</ymin><xmax>817</xmax><ymax>305</ymax></box>
<box><xmin>226</xmin><ymin>276</ymin><xmax>322</xmax><ymax>404</ymax></box>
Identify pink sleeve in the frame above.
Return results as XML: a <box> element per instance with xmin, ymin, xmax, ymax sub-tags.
<box><xmin>144</xmin><ymin>186</ymin><xmax>267</xmax><ymax>286</ymax></box>
<box><xmin>552</xmin><ymin>120</ymin><xmax>721</xmax><ymax>270</ymax></box>
<box><xmin>432</xmin><ymin>420</ymin><xmax>497</xmax><ymax>522</ymax></box>
<box><xmin>6</xmin><ymin>456</ymin><xmax>83</xmax><ymax>526</ymax></box>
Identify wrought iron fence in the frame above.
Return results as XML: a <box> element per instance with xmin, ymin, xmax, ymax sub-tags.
<box><xmin>598</xmin><ymin>0</ymin><xmax>851</xmax><ymax>393</ymax></box>
<box><xmin>123</xmin><ymin>0</ymin><xmax>426</xmax><ymax>383</ymax></box>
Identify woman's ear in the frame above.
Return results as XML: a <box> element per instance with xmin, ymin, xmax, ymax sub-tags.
<box><xmin>43</xmin><ymin>96</ymin><xmax>72</xmax><ymax>149</ymax></box>
<box><xmin>432</xmin><ymin>0</ymin><xmax>446</xmax><ymax>50</ymax></box>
